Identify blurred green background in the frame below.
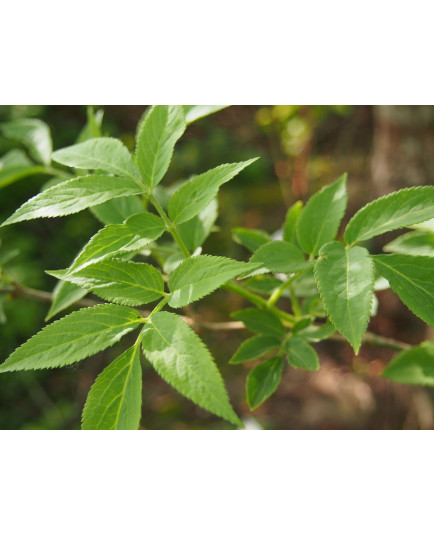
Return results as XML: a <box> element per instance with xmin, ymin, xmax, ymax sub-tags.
<box><xmin>0</xmin><ymin>105</ymin><xmax>433</xmax><ymax>430</ymax></box>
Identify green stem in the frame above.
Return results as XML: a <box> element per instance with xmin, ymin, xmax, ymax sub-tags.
<box><xmin>147</xmin><ymin>296</ymin><xmax>169</xmax><ymax>321</ymax></box>
<box><xmin>267</xmin><ymin>272</ymin><xmax>304</xmax><ymax>308</ymax></box>
<box><xmin>289</xmin><ymin>287</ymin><xmax>302</xmax><ymax>317</ymax></box>
<box><xmin>44</xmin><ymin>166</ymin><xmax>74</xmax><ymax>180</ymax></box>
<box><xmin>223</xmin><ymin>281</ymin><xmax>296</xmax><ymax>325</ymax></box>
<box><xmin>149</xmin><ymin>194</ymin><xmax>190</xmax><ymax>259</ymax></box>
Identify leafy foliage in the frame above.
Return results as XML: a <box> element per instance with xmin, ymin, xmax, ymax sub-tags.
<box><xmin>82</xmin><ymin>345</ymin><xmax>142</xmax><ymax>430</ymax></box>
<box><xmin>344</xmin><ymin>186</ymin><xmax>434</xmax><ymax>245</ymax></box>
<box><xmin>373</xmin><ymin>254</ymin><xmax>434</xmax><ymax>326</ymax></box>
<box><xmin>230</xmin><ymin>335</ymin><xmax>281</xmax><ymax>364</ymax></box>
<box><xmin>168</xmin><ymin>255</ymin><xmax>251</xmax><ymax>308</ymax></box>
<box><xmin>136</xmin><ymin>105</ymin><xmax>186</xmax><ymax>190</ymax></box>
<box><xmin>314</xmin><ymin>242</ymin><xmax>374</xmax><ymax>353</ymax></box>
<box><xmin>1</xmin><ymin>105</ymin><xmax>434</xmax><ymax>429</ymax></box>
<box><xmin>297</xmin><ymin>174</ymin><xmax>347</xmax><ymax>255</ymax></box>
<box><xmin>52</xmin><ymin>138</ymin><xmax>141</xmax><ymax>183</ymax></box>
<box><xmin>1</xmin><ymin>175</ymin><xmax>145</xmax><ymax>226</ymax></box>
<box><xmin>381</xmin><ymin>342</ymin><xmax>434</xmax><ymax>386</ymax></box>
<box><xmin>142</xmin><ymin>312</ymin><xmax>241</xmax><ymax>426</ymax></box>
<box><xmin>0</xmin><ymin>305</ymin><xmax>144</xmax><ymax>372</ymax></box>
<box><xmin>48</xmin><ymin>259</ymin><xmax>165</xmax><ymax>306</ymax></box>
<box><xmin>246</xmin><ymin>356</ymin><xmax>284</xmax><ymax>410</ymax></box>
<box><xmin>168</xmin><ymin>160</ymin><xmax>257</xmax><ymax>224</ymax></box>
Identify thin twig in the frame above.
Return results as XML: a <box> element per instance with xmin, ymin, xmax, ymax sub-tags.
<box><xmin>1</xmin><ymin>283</ymin><xmax>411</xmax><ymax>351</ymax></box>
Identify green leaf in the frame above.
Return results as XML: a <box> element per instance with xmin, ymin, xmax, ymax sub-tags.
<box><xmin>384</xmin><ymin>232</ymin><xmax>434</xmax><ymax>257</ymax></box>
<box><xmin>183</xmin><ymin>105</ymin><xmax>228</xmax><ymax>124</ymax></box>
<box><xmin>284</xmin><ymin>338</ymin><xmax>319</xmax><ymax>371</ymax></box>
<box><xmin>90</xmin><ymin>195</ymin><xmax>145</xmax><ymax>225</ymax></box>
<box><xmin>299</xmin><ymin>321</ymin><xmax>336</xmax><ymax>343</ymax></box>
<box><xmin>250</xmin><ymin>241</ymin><xmax>311</xmax><ymax>274</ymax></box>
<box><xmin>136</xmin><ymin>105</ymin><xmax>186</xmax><ymax>190</ymax></box>
<box><xmin>0</xmin><ymin>304</ymin><xmax>144</xmax><ymax>372</ymax></box>
<box><xmin>177</xmin><ymin>199</ymin><xmax>218</xmax><ymax>251</ymax></box>
<box><xmin>344</xmin><ymin>186</ymin><xmax>434</xmax><ymax>246</ymax></box>
<box><xmin>314</xmin><ymin>241</ymin><xmax>374</xmax><ymax>353</ymax></box>
<box><xmin>0</xmin><ymin>165</ymin><xmax>46</xmax><ymax>189</ymax></box>
<box><xmin>231</xmin><ymin>308</ymin><xmax>285</xmax><ymax>338</ymax></box>
<box><xmin>82</xmin><ymin>345</ymin><xmax>142</xmax><ymax>430</ymax></box>
<box><xmin>230</xmin><ymin>335</ymin><xmax>281</xmax><ymax>364</ymax></box>
<box><xmin>141</xmin><ymin>311</ymin><xmax>241</xmax><ymax>426</ymax></box>
<box><xmin>1</xmin><ymin>175</ymin><xmax>146</xmax><ymax>227</ymax></box>
<box><xmin>1</xmin><ymin>119</ymin><xmax>52</xmax><ymax>164</ymax></box>
<box><xmin>48</xmin><ymin>259</ymin><xmax>165</xmax><ymax>306</ymax></box>
<box><xmin>246</xmin><ymin>356</ymin><xmax>283</xmax><ymax>410</ymax></box>
<box><xmin>77</xmin><ymin>107</ymin><xmax>104</xmax><ymax>143</ymax></box>
<box><xmin>412</xmin><ymin>218</ymin><xmax>434</xmax><ymax>233</ymax></box>
<box><xmin>373</xmin><ymin>254</ymin><xmax>434</xmax><ymax>327</ymax></box>
<box><xmin>168</xmin><ymin>160</ymin><xmax>258</xmax><ymax>224</ymax></box>
<box><xmin>64</xmin><ymin>212</ymin><xmax>165</xmax><ymax>274</ymax></box>
<box><xmin>0</xmin><ymin>149</ymin><xmax>46</xmax><ymax>189</ymax></box>
<box><xmin>283</xmin><ymin>201</ymin><xmax>303</xmax><ymax>244</ymax></box>
<box><xmin>46</xmin><ymin>280</ymin><xmax>88</xmax><ymax>321</ymax></box>
<box><xmin>232</xmin><ymin>227</ymin><xmax>271</xmax><ymax>253</ymax></box>
<box><xmin>168</xmin><ymin>255</ymin><xmax>250</xmax><ymax>308</ymax></box>
<box><xmin>52</xmin><ymin>138</ymin><xmax>141</xmax><ymax>183</ymax></box>
<box><xmin>381</xmin><ymin>342</ymin><xmax>434</xmax><ymax>386</ymax></box>
<box><xmin>297</xmin><ymin>174</ymin><xmax>348</xmax><ymax>256</ymax></box>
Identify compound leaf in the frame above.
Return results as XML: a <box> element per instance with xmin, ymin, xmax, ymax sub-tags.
<box><xmin>52</xmin><ymin>138</ymin><xmax>141</xmax><ymax>183</ymax></box>
<box><xmin>297</xmin><ymin>174</ymin><xmax>348</xmax><ymax>256</ymax></box>
<box><xmin>168</xmin><ymin>160</ymin><xmax>258</xmax><ymax>225</ymax></box>
<box><xmin>168</xmin><ymin>255</ymin><xmax>250</xmax><ymax>308</ymax></box>
<box><xmin>314</xmin><ymin>241</ymin><xmax>374</xmax><ymax>353</ymax></box>
<box><xmin>230</xmin><ymin>335</ymin><xmax>281</xmax><ymax>364</ymax></box>
<box><xmin>65</xmin><ymin>212</ymin><xmax>165</xmax><ymax>273</ymax></box>
<box><xmin>384</xmin><ymin>231</ymin><xmax>434</xmax><ymax>257</ymax></box>
<box><xmin>381</xmin><ymin>342</ymin><xmax>434</xmax><ymax>386</ymax></box>
<box><xmin>284</xmin><ymin>338</ymin><xmax>319</xmax><ymax>371</ymax></box>
<box><xmin>231</xmin><ymin>308</ymin><xmax>285</xmax><ymax>338</ymax></box>
<box><xmin>373</xmin><ymin>254</ymin><xmax>434</xmax><ymax>326</ymax></box>
<box><xmin>136</xmin><ymin>105</ymin><xmax>186</xmax><ymax>190</ymax></box>
<box><xmin>0</xmin><ymin>305</ymin><xmax>144</xmax><ymax>372</ymax></box>
<box><xmin>246</xmin><ymin>356</ymin><xmax>283</xmax><ymax>410</ymax></box>
<box><xmin>82</xmin><ymin>345</ymin><xmax>142</xmax><ymax>430</ymax></box>
<box><xmin>1</xmin><ymin>175</ymin><xmax>145</xmax><ymax>227</ymax></box>
<box><xmin>141</xmin><ymin>311</ymin><xmax>241</xmax><ymax>426</ymax></box>
<box><xmin>344</xmin><ymin>186</ymin><xmax>434</xmax><ymax>246</ymax></box>
<box><xmin>1</xmin><ymin>119</ymin><xmax>52</xmax><ymax>165</ymax></box>
<box><xmin>48</xmin><ymin>259</ymin><xmax>165</xmax><ymax>306</ymax></box>
<box><xmin>250</xmin><ymin>241</ymin><xmax>311</xmax><ymax>274</ymax></box>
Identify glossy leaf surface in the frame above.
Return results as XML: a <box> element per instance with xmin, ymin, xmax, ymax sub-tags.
<box><xmin>344</xmin><ymin>186</ymin><xmax>434</xmax><ymax>246</ymax></box>
<box><xmin>373</xmin><ymin>254</ymin><xmax>434</xmax><ymax>326</ymax></box>
<box><xmin>1</xmin><ymin>175</ymin><xmax>145</xmax><ymax>227</ymax></box>
<box><xmin>0</xmin><ymin>305</ymin><xmax>143</xmax><ymax>372</ymax></box>
<box><xmin>314</xmin><ymin>241</ymin><xmax>374</xmax><ymax>353</ymax></box>
<box><xmin>142</xmin><ymin>312</ymin><xmax>241</xmax><ymax>426</ymax></box>
<box><xmin>82</xmin><ymin>345</ymin><xmax>142</xmax><ymax>430</ymax></box>
<box><xmin>297</xmin><ymin>174</ymin><xmax>347</xmax><ymax>255</ymax></box>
